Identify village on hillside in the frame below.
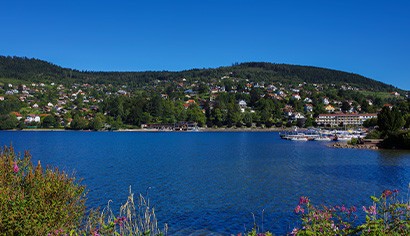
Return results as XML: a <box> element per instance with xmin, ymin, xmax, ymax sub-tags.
<box><xmin>0</xmin><ymin>73</ymin><xmax>409</xmax><ymax>131</ymax></box>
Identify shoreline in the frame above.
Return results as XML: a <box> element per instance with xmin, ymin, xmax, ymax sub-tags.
<box><xmin>327</xmin><ymin>142</ymin><xmax>380</xmax><ymax>150</ymax></box>
<box><xmin>1</xmin><ymin>127</ymin><xmax>290</xmax><ymax>132</ymax></box>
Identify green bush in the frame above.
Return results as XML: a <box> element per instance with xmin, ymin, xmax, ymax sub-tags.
<box><xmin>365</xmin><ymin>130</ymin><xmax>382</xmax><ymax>139</ymax></box>
<box><xmin>348</xmin><ymin>138</ymin><xmax>358</xmax><ymax>145</ymax></box>
<box><xmin>0</xmin><ymin>146</ymin><xmax>86</xmax><ymax>235</ymax></box>
<box><xmin>381</xmin><ymin>131</ymin><xmax>410</xmax><ymax>149</ymax></box>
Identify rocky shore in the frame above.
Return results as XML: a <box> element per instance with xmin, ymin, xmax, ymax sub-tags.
<box><xmin>328</xmin><ymin>142</ymin><xmax>379</xmax><ymax>150</ymax></box>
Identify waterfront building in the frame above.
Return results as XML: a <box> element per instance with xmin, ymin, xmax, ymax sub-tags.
<box><xmin>316</xmin><ymin>113</ymin><xmax>377</xmax><ymax>127</ymax></box>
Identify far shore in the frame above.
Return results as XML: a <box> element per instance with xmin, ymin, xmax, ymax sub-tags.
<box><xmin>3</xmin><ymin>127</ymin><xmax>290</xmax><ymax>132</ymax></box>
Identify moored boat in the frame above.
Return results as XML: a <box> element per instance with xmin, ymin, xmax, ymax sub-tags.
<box><xmin>314</xmin><ymin>136</ymin><xmax>332</xmax><ymax>141</ymax></box>
<box><xmin>291</xmin><ymin>136</ymin><xmax>308</xmax><ymax>141</ymax></box>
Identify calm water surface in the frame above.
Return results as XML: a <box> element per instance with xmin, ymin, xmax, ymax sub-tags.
<box><xmin>1</xmin><ymin>131</ymin><xmax>410</xmax><ymax>235</ymax></box>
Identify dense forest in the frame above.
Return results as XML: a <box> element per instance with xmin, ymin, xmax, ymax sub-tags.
<box><xmin>0</xmin><ymin>56</ymin><xmax>401</xmax><ymax>92</ymax></box>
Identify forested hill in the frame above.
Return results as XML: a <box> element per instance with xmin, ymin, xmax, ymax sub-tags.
<box><xmin>0</xmin><ymin>56</ymin><xmax>401</xmax><ymax>92</ymax></box>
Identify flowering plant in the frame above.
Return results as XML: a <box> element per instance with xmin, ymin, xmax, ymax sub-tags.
<box><xmin>291</xmin><ymin>189</ymin><xmax>410</xmax><ymax>235</ymax></box>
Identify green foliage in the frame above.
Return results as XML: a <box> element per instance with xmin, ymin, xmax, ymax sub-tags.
<box><xmin>89</xmin><ymin>113</ymin><xmax>105</xmax><ymax>131</ymax></box>
<box><xmin>0</xmin><ymin>114</ymin><xmax>17</xmax><ymax>130</ymax></box>
<box><xmin>378</xmin><ymin>107</ymin><xmax>405</xmax><ymax>134</ymax></box>
<box><xmin>365</xmin><ymin>130</ymin><xmax>382</xmax><ymax>139</ymax></box>
<box><xmin>356</xmin><ymin>190</ymin><xmax>410</xmax><ymax>235</ymax></box>
<box><xmin>41</xmin><ymin>115</ymin><xmax>58</xmax><ymax>128</ymax></box>
<box><xmin>363</xmin><ymin>117</ymin><xmax>378</xmax><ymax>128</ymax></box>
<box><xmin>243</xmin><ymin>228</ymin><xmax>273</xmax><ymax>236</ymax></box>
<box><xmin>70</xmin><ymin>115</ymin><xmax>89</xmax><ymax>130</ymax></box>
<box><xmin>0</xmin><ymin>96</ymin><xmax>24</xmax><ymax>115</ymax></box>
<box><xmin>404</xmin><ymin>114</ymin><xmax>410</xmax><ymax>129</ymax></box>
<box><xmin>0</xmin><ymin>146</ymin><xmax>86</xmax><ymax>235</ymax></box>
<box><xmin>381</xmin><ymin>131</ymin><xmax>410</xmax><ymax>149</ymax></box>
<box><xmin>348</xmin><ymin>138</ymin><xmax>358</xmax><ymax>145</ymax></box>
<box><xmin>0</xmin><ymin>56</ymin><xmax>400</xmax><ymax>92</ymax></box>
<box><xmin>292</xmin><ymin>190</ymin><xmax>410</xmax><ymax>235</ymax></box>
<box><xmin>186</xmin><ymin>104</ymin><xmax>206</xmax><ymax>126</ymax></box>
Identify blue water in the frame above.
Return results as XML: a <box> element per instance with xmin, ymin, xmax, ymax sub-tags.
<box><xmin>1</xmin><ymin>131</ymin><xmax>410</xmax><ymax>235</ymax></box>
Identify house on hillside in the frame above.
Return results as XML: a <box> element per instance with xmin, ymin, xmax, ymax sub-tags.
<box><xmin>325</xmin><ymin>104</ymin><xmax>335</xmax><ymax>113</ymax></box>
<box><xmin>304</xmin><ymin>104</ymin><xmax>313</xmax><ymax>113</ymax></box>
<box><xmin>25</xmin><ymin>114</ymin><xmax>40</xmax><ymax>124</ymax></box>
<box><xmin>291</xmin><ymin>93</ymin><xmax>301</xmax><ymax>100</ymax></box>
<box><xmin>239</xmin><ymin>100</ymin><xmax>247</xmax><ymax>112</ymax></box>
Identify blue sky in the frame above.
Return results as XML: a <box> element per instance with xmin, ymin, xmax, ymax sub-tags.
<box><xmin>1</xmin><ymin>0</ymin><xmax>409</xmax><ymax>90</ymax></box>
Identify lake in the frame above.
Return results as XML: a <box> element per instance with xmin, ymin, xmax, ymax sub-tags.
<box><xmin>1</xmin><ymin>131</ymin><xmax>410</xmax><ymax>235</ymax></box>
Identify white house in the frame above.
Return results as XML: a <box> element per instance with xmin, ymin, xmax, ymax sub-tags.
<box><xmin>304</xmin><ymin>97</ymin><xmax>312</xmax><ymax>103</ymax></box>
<box><xmin>26</xmin><ymin>115</ymin><xmax>40</xmax><ymax>123</ymax></box>
<box><xmin>304</xmin><ymin>104</ymin><xmax>313</xmax><ymax>113</ymax></box>
<box><xmin>239</xmin><ymin>100</ymin><xmax>247</xmax><ymax>113</ymax></box>
<box><xmin>292</xmin><ymin>94</ymin><xmax>301</xmax><ymax>100</ymax></box>
<box><xmin>291</xmin><ymin>112</ymin><xmax>305</xmax><ymax>120</ymax></box>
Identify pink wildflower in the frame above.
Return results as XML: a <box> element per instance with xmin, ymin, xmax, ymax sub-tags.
<box><xmin>382</xmin><ymin>189</ymin><xmax>392</xmax><ymax>198</ymax></box>
<box><xmin>299</xmin><ymin>196</ymin><xmax>309</xmax><ymax>205</ymax></box>
<box><xmin>290</xmin><ymin>228</ymin><xmax>299</xmax><ymax>235</ymax></box>
<box><xmin>13</xmin><ymin>162</ymin><xmax>19</xmax><ymax>173</ymax></box>
<box><xmin>114</xmin><ymin>216</ymin><xmax>127</xmax><ymax>226</ymax></box>
<box><xmin>294</xmin><ymin>205</ymin><xmax>304</xmax><ymax>214</ymax></box>
<box><xmin>369</xmin><ymin>205</ymin><xmax>377</xmax><ymax>215</ymax></box>
<box><xmin>350</xmin><ymin>206</ymin><xmax>357</xmax><ymax>212</ymax></box>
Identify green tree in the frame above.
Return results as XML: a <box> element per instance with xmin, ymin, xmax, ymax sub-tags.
<box><xmin>341</xmin><ymin>101</ymin><xmax>351</xmax><ymax>112</ymax></box>
<box><xmin>89</xmin><ymin>113</ymin><xmax>105</xmax><ymax>131</ymax></box>
<box><xmin>243</xmin><ymin>112</ymin><xmax>253</xmax><ymax>127</ymax></box>
<box><xmin>42</xmin><ymin>115</ymin><xmax>57</xmax><ymax>128</ymax></box>
<box><xmin>0</xmin><ymin>114</ymin><xmax>18</xmax><ymax>130</ymax></box>
<box><xmin>363</xmin><ymin>118</ymin><xmax>378</xmax><ymax>128</ymax></box>
<box><xmin>186</xmin><ymin>104</ymin><xmax>206</xmax><ymax>126</ymax></box>
<box><xmin>70</xmin><ymin>115</ymin><xmax>88</xmax><ymax>130</ymax></box>
<box><xmin>377</xmin><ymin>107</ymin><xmax>405</xmax><ymax>134</ymax></box>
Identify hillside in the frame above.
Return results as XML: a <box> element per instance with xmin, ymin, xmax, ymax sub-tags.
<box><xmin>0</xmin><ymin>56</ymin><xmax>402</xmax><ymax>92</ymax></box>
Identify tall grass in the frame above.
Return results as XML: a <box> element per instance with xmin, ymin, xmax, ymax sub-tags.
<box><xmin>81</xmin><ymin>187</ymin><xmax>167</xmax><ymax>236</ymax></box>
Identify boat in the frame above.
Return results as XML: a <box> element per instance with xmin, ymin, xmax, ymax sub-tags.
<box><xmin>314</xmin><ymin>136</ymin><xmax>332</xmax><ymax>141</ymax></box>
<box><xmin>290</xmin><ymin>136</ymin><xmax>308</xmax><ymax>141</ymax></box>
<box><xmin>334</xmin><ymin>135</ymin><xmax>352</xmax><ymax>141</ymax></box>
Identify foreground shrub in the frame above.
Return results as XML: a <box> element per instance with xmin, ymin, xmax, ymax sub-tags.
<box><xmin>291</xmin><ymin>196</ymin><xmax>358</xmax><ymax>235</ymax></box>
<box><xmin>291</xmin><ymin>189</ymin><xmax>410</xmax><ymax>235</ymax></box>
<box><xmin>356</xmin><ymin>189</ymin><xmax>410</xmax><ymax>235</ymax></box>
<box><xmin>0</xmin><ymin>145</ymin><xmax>86</xmax><ymax>235</ymax></box>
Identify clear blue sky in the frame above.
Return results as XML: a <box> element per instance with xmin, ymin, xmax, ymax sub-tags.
<box><xmin>1</xmin><ymin>0</ymin><xmax>409</xmax><ymax>90</ymax></box>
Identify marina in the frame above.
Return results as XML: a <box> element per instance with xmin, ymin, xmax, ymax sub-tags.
<box><xmin>279</xmin><ymin>128</ymin><xmax>368</xmax><ymax>142</ymax></box>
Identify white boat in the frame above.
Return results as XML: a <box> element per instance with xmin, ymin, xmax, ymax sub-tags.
<box><xmin>314</xmin><ymin>136</ymin><xmax>332</xmax><ymax>141</ymax></box>
<box><xmin>291</xmin><ymin>136</ymin><xmax>308</xmax><ymax>141</ymax></box>
<box><xmin>335</xmin><ymin>135</ymin><xmax>352</xmax><ymax>141</ymax></box>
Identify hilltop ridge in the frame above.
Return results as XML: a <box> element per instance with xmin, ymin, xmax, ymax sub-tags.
<box><xmin>0</xmin><ymin>56</ymin><xmax>402</xmax><ymax>92</ymax></box>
